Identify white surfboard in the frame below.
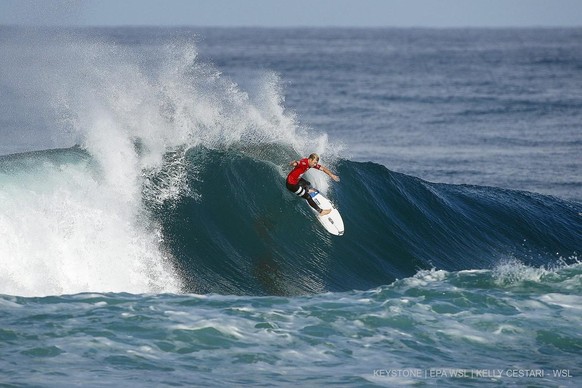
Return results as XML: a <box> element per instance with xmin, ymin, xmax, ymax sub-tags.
<box><xmin>308</xmin><ymin>190</ymin><xmax>344</xmax><ymax>236</ymax></box>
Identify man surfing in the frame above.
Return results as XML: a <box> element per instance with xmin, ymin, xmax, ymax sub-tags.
<box><xmin>286</xmin><ymin>153</ymin><xmax>340</xmax><ymax>216</ymax></box>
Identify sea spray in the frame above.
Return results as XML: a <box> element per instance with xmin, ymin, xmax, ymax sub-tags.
<box><xmin>0</xmin><ymin>32</ymin><xmax>337</xmax><ymax>296</ymax></box>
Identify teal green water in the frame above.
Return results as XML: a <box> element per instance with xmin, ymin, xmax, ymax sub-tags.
<box><xmin>1</xmin><ymin>264</ymin><xmax>580</xmax><ymax>386</ymax></box>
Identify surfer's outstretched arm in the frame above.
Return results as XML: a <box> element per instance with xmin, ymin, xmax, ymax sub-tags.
<box><xmin>320</xmin><ymin>165</ymin><xmax>340</xmax><ymax>182</ymax></box>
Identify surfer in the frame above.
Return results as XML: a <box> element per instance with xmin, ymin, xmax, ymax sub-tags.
<box><xmin>286</xmin><ymin>153</ymin><xmax>340</xmax><ymax>216</ymax></box>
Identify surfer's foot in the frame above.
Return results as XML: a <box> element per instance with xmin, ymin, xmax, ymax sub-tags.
<box><xmin>319</xmin><ymin>209</ymin><xmax>332</xmax><ymax>216</ymax></box>
<box><xmin>308</xmin><ymin>188</ymin><xmax>317</xmax><ymax>193</ymax></box>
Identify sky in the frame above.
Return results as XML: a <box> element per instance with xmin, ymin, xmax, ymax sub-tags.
<box><xmin>0</xmin><ymin>0</ymin><xmax>581</xmax><ymax>28</ymax></box>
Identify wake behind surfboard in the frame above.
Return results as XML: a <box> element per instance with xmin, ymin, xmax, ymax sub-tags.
<box><xmin>308</xmin><ymin>190</ymin><xmax>344</xmax><ymax>236</ymax></box>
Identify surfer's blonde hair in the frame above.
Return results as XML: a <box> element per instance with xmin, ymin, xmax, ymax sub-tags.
<box><xmin>308</xmin><ymin>153</ymin><xmax>320</xmax><ymax>162</ymax></box>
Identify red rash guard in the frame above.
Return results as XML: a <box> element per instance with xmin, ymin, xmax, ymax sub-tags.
<box><xmin>287</xmin><ymin>158</ymin><xmax>321</xmax><ymax>185</ymax></box>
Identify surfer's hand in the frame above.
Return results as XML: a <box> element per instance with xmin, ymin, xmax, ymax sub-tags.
<box><xmin>331</xmin><ymin>174</ymin><xmax>340</xmax><ymax>182</ymax></box>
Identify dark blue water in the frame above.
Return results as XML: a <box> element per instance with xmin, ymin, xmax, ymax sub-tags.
<box><xmin>0</xmin><ymin>27</ymin><xmax>580</xmax><ymax>386</ymax></box>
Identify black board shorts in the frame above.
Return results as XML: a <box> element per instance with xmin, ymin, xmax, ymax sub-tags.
<box><xmin>286</xmin><ymin>178</ymin><xmax>311</xmax><ymax>197</ymax></box>
<box><xmin>286</xmin><ymin>178</ymin><xmax>322</xmax><ymax>212</ymax></box>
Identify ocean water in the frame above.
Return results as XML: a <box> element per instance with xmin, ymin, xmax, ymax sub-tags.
<box><xmin>0</xmin><ymin>26</ymin><xmax>581</xmax><ymax>386</ymax></box>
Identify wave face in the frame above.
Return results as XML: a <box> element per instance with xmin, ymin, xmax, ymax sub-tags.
<box><xmin>150</xmin><ymin>147</ymin><xmax>581</xmax><ymax>295</ymax></box>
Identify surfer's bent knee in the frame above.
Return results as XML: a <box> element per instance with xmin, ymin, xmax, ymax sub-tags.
<box><xmin>286</xmin><ymin>180</ymin><xmax>322</xmax><ymax>213</ymax></box>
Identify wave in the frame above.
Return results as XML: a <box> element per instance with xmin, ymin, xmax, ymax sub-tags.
<box><xmin>2</xmin><ymin>145</ymin><xmax>579</xmax><ymax>297</ymax></box>
<box><xmin>1</xmin><ymin>31</ymin><xmax>579</xmax><ymax>297</ymax></box>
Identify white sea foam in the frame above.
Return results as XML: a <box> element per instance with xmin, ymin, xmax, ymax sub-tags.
<box><xmin>0</xmin><ymin>158</ymin><xmax>181</xmax><ymax>296</ymax></box>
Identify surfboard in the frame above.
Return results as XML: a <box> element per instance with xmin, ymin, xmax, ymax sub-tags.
<box><xmin>308</xmin><ymin>190</ymin><xmax>344</xmax><ymax>236</ymax></box>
